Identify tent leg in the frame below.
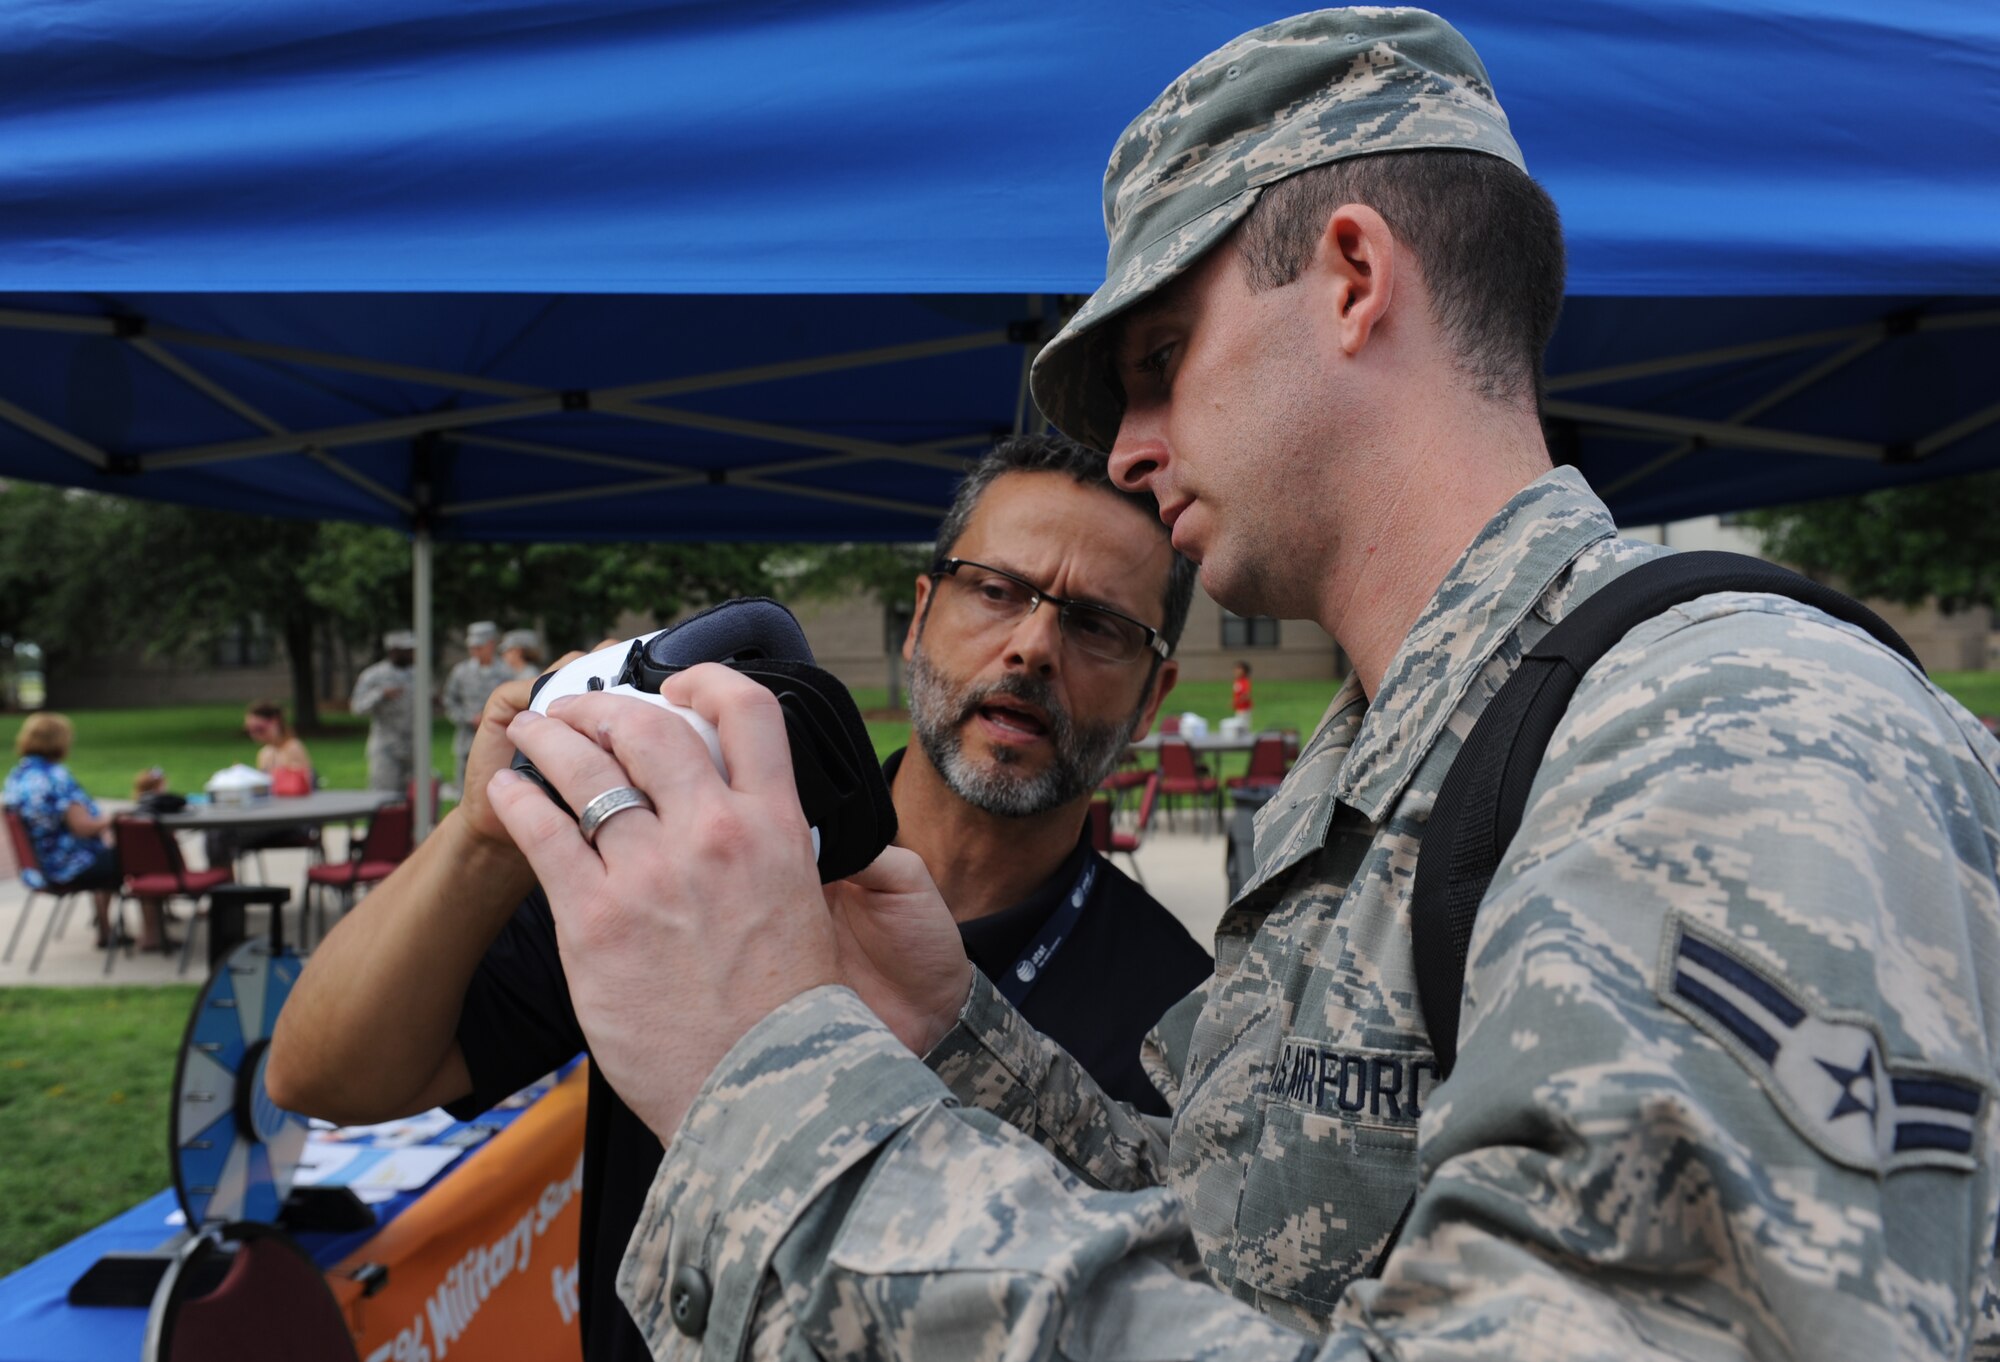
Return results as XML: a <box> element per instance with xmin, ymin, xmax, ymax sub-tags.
<box><xmin>1013</xmin><ymin>339</ymin><xmax>1034</xmax><ymax>435</ymax></box>
<box><xmin>413</xmin><ymin>526</ymin><xmax>435</xmax><ymax>843</ymax></box>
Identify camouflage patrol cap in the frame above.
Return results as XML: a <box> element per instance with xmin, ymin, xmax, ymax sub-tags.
<box><xmin>383</xmin><ymin>629</ymin><xmax>416</xmax><ymax>650</ymax></box>
<box><xmin>500</xmin><ymin>628</ymin><xmax>541</xmax><ymax>654</ymax></box>
<box><xmin>1031</xmin><ymin>7</ymin><xmax>1525</xmax><ymax>451</ymax></box>
<box><xmin>465</xmin><ymin>620</ymin><xmax>499</xmax><ymax>647</ymax></box>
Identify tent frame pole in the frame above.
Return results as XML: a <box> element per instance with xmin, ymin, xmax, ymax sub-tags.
<box><xmin>139</xmin><ymin>379</ymin><xmax>997</xmax><ymax>474</ymax></box>
<box><xmin>446</xmin><ymin>474</ymin><xmax>709</xmax><ymax>518</ymax></box>
<box><xmin>127</xmin><ymin>337</ymin><xmax>415</xmax><ymax>513</ymax></box>
<box><xmin>0</xmin><ymin>396</ymin><xmax>108</xmax><ymax>468</ymax></box>
<box><xmin>1915</xmin><ymin>398</ymin><xmax>2000</xmax><ymax>461</ymax></box>
<box><xmin>412</xmin><ymin>523</ymin><xmax>435</xmax><ymax>843</ymax></box>
<box><xmin>1544</xmin><ymin>308</ymin><xmax>2000</xmax><ymax>395</ymax></box>
<box><xmin>1541</xmin><ymin>400</ymin><xmax>1882</xmax><ymax>460</ymax></box>
<box><xmin>1599</xmin><ymin>333</ymin><xmax>1887</xmax><ymax>497</ymax></box>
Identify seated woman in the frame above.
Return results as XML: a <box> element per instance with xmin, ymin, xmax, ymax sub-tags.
<box><xmin>4</xmin><ymin>713</ymin><xmax>171</xmax><ymax>951</ymax></box>
<box><xmin>245</xmin><ymin>701</ymin><xmax>313</xmax><ymax>781</ymax></box>
<box><xmin>206</xmin><ymin>701</ymin><xmax>317</xmax><ymax>871</ymax></box>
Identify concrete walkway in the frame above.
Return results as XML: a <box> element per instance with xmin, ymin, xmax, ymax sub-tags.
<box><xmin>0</xmin><ymin>838</ymin><xmax>339</xmax><ymax>987</ymax></box>
<box><xmin>0</xmin><ymin>821</ymin><xmax>1235</xmax><ymax>988</ymax></box>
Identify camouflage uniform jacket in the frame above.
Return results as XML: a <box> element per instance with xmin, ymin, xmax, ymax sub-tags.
<box><xmin>349</xmin><ymin>658</ymin><xmax>415</xmax><ymax>756</ymax></box>
<box><xmin>442</xmin><ymin>655</ymin><xmax>513</xmax><ymax>728</ymax></box>
<box><xmin>619</xmin><ymin>468</ymin><xmax>2000</xmax><ymax>1361</ymax></box>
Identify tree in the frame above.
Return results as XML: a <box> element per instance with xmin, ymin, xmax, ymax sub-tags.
<box><xmin>435</xmin><ymin>539</ymin><xmax>781</xmax><ymax>655</ymax></box>
<box><xmin>780</xmin><ymin>543</ymin><xmax>932</xmax><ymax>708</ymax></box>
<box><xmin>303</xmin><ymin>528</ymin><xmax>783</xmax><ymax>657</ymax></box>
<box><xmin>0</xmin><ymin>485</ymin><xmax>115</xmax><ymax>691</ymax></box>
<box><xmin>1743</xmin><ymin>471</ymin><xmax>2000</xmax><ymax>613</ymax></box>
<box><xmin>0</xmin><ymin>482</ymin><xmax>788</xmax><ymax>722</ymax></box>
<box><xmin>0</xmin><ymin>485</ymin><xmax>328</xmax><ymax>722</ymax></box>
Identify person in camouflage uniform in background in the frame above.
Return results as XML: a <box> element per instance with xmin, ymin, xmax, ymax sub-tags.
<box><xmin>501</xmin><ymin>627</ymin><xmax>545</xmax><ymax>681</ymax></box>
<box><xmin>350</xmin><ymin>628</ymin><xmax>418</xmax><ymax>793</ymax></box>
<box><xmin>487</xmin><ymin>9</ymin><xmax>2000</xmax><ymax>1360</ymax></box>
<box><xmin>442</xmin><ymin>621</ymin><xmax>514</xmax><ymax>792</ymax></box>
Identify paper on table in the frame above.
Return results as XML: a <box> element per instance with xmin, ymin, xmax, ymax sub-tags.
<box><xmin>293</xmin><ymin>1141</ymin><xmax>368</xmax><ymax>1187</ymax></box>
<box><xmin>289</xmin><ymin>1140</ymin><xmax>464</xmax><ymax>1197</ymax></box>
<box><xmin>346</xmin><ymin>1145</ymin><xmax>464</xmax><ymax>1195</ymax></box>
<box><xmin>316</xmin><ymin>1109</ymin><xmax>455</xmax><ymax>1146</ymax></box>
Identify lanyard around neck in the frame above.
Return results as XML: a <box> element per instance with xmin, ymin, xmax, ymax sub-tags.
<box><xmin>994</xmin><ymin>854</ymin><xmax>1099</xmax><ymax>1009</ymax></box>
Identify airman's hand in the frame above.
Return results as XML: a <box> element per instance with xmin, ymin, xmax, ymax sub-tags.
<box><xmin>488</xmin><ymin>662</ymin><xmax>837</xmax><ymax>1141</ymax></box>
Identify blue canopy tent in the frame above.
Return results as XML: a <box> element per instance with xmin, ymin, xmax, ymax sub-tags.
<box><xmin>1</xmin><ymin>0</ymin><xmax>1995</xmax><ymax>832</ymax></box>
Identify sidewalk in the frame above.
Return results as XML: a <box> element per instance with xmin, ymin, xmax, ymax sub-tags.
<box><xmin>0</xmin><ymin>824</ymin><xmax>1234</xmax><ymax>988</ymax></box>
<box><xmin>0</xmin><ymin>840</ymin><xmax>332</xmax><ymax>987</ymax></box>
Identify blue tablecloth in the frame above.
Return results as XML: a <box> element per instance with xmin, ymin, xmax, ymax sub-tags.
<box><xmin>0</xmin><ymin>1092</ymin><xmax>549</xmax><ymax>1362</ymax></box>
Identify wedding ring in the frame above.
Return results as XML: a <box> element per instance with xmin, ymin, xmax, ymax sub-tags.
<box><xmin>577</xmin><ymin>785</ymin><xmax>655</xmax><ymax>846</ymax></box>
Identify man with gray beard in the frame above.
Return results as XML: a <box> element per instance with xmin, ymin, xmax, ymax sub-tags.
<box><xmin>883</xmin><ymin>433</ymin><xmax>1213</xmax><ymax>1111</ymax></box>
<box><xmin>268</xmin><ymin>433</ymin><xmax>1210</xmax><ymax>1362</ymax></box>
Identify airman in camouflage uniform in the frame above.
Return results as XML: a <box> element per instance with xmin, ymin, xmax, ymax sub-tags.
<box><xmin>493</xmin><ymin>9</ymin><xmax>2000</xmax><ymax>1360</ymax></box>
<box><xmin>610</xmin><ymin>468</ymin><xmax>2000</xmax><ymax>1360</ymax></box>
<box><xmin>442</xmin><ymin>621</ymin><xmax>513</xmax><ymax>791</ymax></box>
<box><xmin>350</xmin><ymin>628</ymin><xmax>418</xmax><ymax>793</ymax></box>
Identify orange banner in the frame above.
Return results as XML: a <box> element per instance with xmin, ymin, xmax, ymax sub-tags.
<box><xmin>327</xmin><ymin>1066</ymin><xmax>588</xmax><ymax>1362</ymax></box>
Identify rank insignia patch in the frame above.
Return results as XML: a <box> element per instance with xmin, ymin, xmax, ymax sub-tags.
<box><xmin>1657</xmin><ymin>916</ymin><xmax>1986</xmax><ymax>1175</ymax></box>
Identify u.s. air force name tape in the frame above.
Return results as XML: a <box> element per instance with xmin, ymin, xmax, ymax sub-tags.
<box><xmin>1267</xmin><ymin>1038</ymin><xmax>1442</xmax><ymax>1127</ymax></box>
<box><xmin>1658</xmin><ymin>914</ymin><xmax>1987</xmax><ymax>1174</ymax></box>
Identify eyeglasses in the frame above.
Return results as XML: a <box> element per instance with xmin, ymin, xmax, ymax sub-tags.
<box><xmin>928</xmin><ymin>558</ymin><xmax>1169</xmax><ymax>665</ymax></box>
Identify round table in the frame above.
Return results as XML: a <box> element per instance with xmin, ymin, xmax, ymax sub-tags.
<box><xmin>1125</xmin><ymin>731</ymin><xmax>1262</xmax><ymax>755</ymax></box>
<box><xmin>153</xmin><ymin>790</ymin><xmax>398</xmax><ymax>833</ymax></box>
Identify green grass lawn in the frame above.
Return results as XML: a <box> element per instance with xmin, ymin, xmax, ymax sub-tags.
<box><xmin>855</xmin><ymin>678</ymin><xmax>1346</xmax><ymax>777</ymax></box>
<box><xmin>0</xmin><ymin>986</ymin><xmax>198</xmax><ymax>1276</ymax></box>
<box><xmin>31</xmin><ymin>667</ymin><xmax>1997</xmax><ymax>803</ymax></box>
<box><xmin>1937</xmin><ymin>671</ymin><xmax>2000</xmax><ymax>721</ymax></box>
<box><xmin>48</xmin><ymin>704</ymin><xmax>445</xmax><ymax>800</ymax></box>
<box><xmin>38</xmin><ymin>684</ymin><xmax>1341</xmax><ymax>800</ymax></box>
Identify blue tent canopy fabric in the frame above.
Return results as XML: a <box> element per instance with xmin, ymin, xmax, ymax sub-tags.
<box><xmin>0</xmin><ymin>291</ymin><xmax>1041</xmax><ymax>539</ymax></box>
<box><xmin>0</xmin><ymin>0</ymin><xmax>1995</xmax><ymax>535</ymax></box>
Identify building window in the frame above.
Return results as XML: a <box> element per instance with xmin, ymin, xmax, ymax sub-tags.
<box><xmin>214</xmin><ymin>617</ymin><xmax>275</xmax><ymax>669</ymax></box>
<box><xmin>1220</xmin><ymin>611</ymin><xmax>1279</xmax><ymax>649</ymax></box>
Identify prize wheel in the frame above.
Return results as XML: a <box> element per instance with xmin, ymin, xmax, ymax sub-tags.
<box><xmin>168</xmin><ymin>940</ymin><xmax>311</xmax><ymax>1230</ymax></box>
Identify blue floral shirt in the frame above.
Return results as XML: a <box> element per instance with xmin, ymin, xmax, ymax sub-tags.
<box><xmin>4</xmin><ymin>756</ymin><xmax>103</xmax><ymax>889</ymax></box>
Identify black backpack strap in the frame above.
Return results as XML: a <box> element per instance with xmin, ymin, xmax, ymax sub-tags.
<box><xmin>1369</xmin><ymin>551</ymin><xmax>1916</xmax><ymax>1281</ymax></box>
<box><xmin>1410</xmin><ymin>550</ymin><xmax>1917</xmax><ymax>1081</ymax></box>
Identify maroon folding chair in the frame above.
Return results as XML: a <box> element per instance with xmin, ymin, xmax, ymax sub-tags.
<box><xmin>1150</xmin><ymin>715</ymin><xmax>1211</xmax><ymax>777</ymax></box>
<box><xmin>304</xmin><ymin>802</ymin><xmax>412</xmax><ymax>945</ymax></box>
<box><xmin>1158</xmin><ymin>738</ymin><xmax>1222</xmax><ymax>832</ymax></box>
<box><xmin>1106</xmin><ymin>773</ymin><xmax>1161</xmax><ymax>885</ymax></box>
<box><xmin>114</xmin><ymin>816</ymin><xmax>234</xmax><ymax>977</ymax></box>
<box><xmin>1099</xmin><ymin>758</ymin><xmax>1151</xmax><ymax>816</ymax></box>
<box><xmin>1226</xmin><ymin>735</ymin><xmax>1290</xmax><ymax>794</ymax></box>
<box><xmin>5</xmin><ymin>807</ymin><xmax>89</xmax><ymax>974</ymax></box>
<box><xmin>406</xmin><ymin>777</ymin><xmax>441</xmax><ymax>822</ymax></box>
<box><xmin>1086</xmin><ymin>796</ymin><xmax>1114</xmax><ymax>853</ymax></box>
